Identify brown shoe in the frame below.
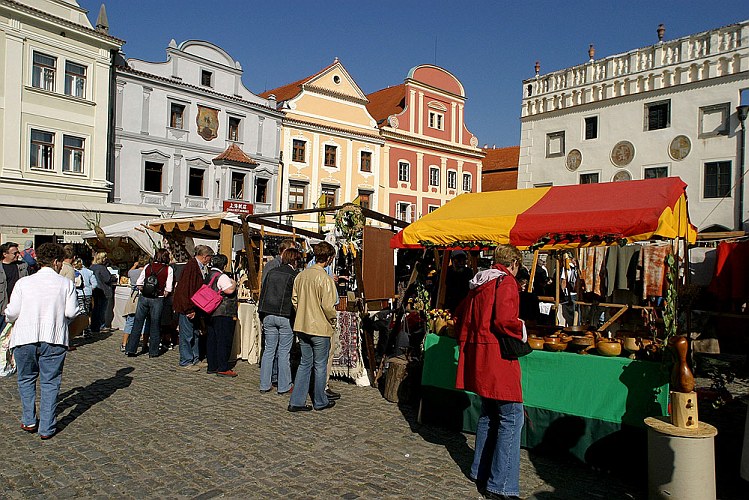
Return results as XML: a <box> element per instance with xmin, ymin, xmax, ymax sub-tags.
<box><xmin>20</xmin><ymin>423</ymin><xmax>37</xmax><ymax>433</ymax></box>
<box><xmin>216</xmin><ymin>370</ymin><xmax>238</xmax><ymax>378</ymax></box>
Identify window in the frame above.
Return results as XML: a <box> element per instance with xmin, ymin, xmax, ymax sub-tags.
<box><xmin>580</xmin><ymin>172</ymin><xmax>599</xmax><ymax>184</ymax></box>
<box><xmin>170</xmin><ymin>103</ymin><xmax>185</xmax><ymax>129</ymax></box>
<box><xmin>321</xmin><ymin>185</ymin><xmax>337</xmax><ymax>207</ymax></box>
<box><xmin>288</xmin><ymin>182</ymin><xmax>306</xmax><ymax>210</ymax></box>
<box><xmin>292</xmin><ymin>140</ymin><xmax>306</xmax><ymax>162</ymax></box>
<box><xmin>30</xmin><ymin>129</ymin><xmax>54</xmax><ymax>170</ymax></box>
<box><xmin>32</xmin><ymin>52</ymin><xmax>56</xmax><ymax>91</ymax></box>
<box><xmin>255</xmin><ymin>178</ymin><xmax>268</xmax><ymax>203</ymax></box>
<box><xmin>360</xmin><ymin>151</ymin><xmax>372</xmax><ymax>172</ymax></box>
<box><xmin>584</xmin><ymin>116</ymin><xmax>598</xmax><ymax>140</ymax></box>
<box><xmin>201</xmin><ymin>70</ymin><xmax>212</xmax><ymax>87</ymax></box>
<box><xmin>463</xmin><ymin>173</ymin><xmax>472</xmax><ymax>192</ymax></box>
<box><xmin>144</xmin><ymin>161</ymin><xmax>163</xmax><ymax>192</ymax></box>
<box><xmin>396</xmin><ymin>202</ymin><xmax>412</xmax><ymax>222</ymax></box>
<box><xmin>62</xmin><ymin>135</ymin><xmax>84</xmax><ymax>173</ymax></box>
<box><xmin>447</xmin><ymin>170</ymin><xmax>457</xmax><ymax>189</ymax></box>
<box><xmin>704</xmin><ymin>161</ymin><xmax>731</xmax><ymax>199</ymax></box>
<box><xmin>546</xmin><ymin>131</ymin><xmax>565</xmax><ymax>158</ymax></box>
<box><xmin>644</xmin><ymin>166</ymin><xmax>669</xmax><ymax>179</ymax></box>
<box><xmin>324</xmin><ymin>145</ymin><xmax>337</xmax><ymax>167</ymax></box>
<box><xmin>646</xmin><ymin>100</ymin><xmax>670</xmax><ymax>131</ymax></box>
<box><xmin>428</xmin><ymin>205</ymin><xmax>439</xmax><ymax>213</ymax></box>
<box><xmin>63</xmin><ymin>61</ymin><xmax>87</xmax><ymax>98</ymax></box>
<box><xmin>699</xmin><ymin>103</ymin><xmax>730</xmax><ymax>137</ymax></box>
<box><xmin>228</xmin><ymin>117</ymin><xmax>241</xmax><ymax>141</ymax></box>
<box><xmin>429</xmin><ymin>167</ymin><xmax>440</xmax><ymax>186</ymax></box>
<box><xmin>188</xmin><ymin>168</ymin><xmax>204</xmax><ymax>196</ymax></box>
<box><xmin>398</xmin><ymin>161</ymin><xmax>410</xmax><ymax>182</ymax></box>
<box><xmin>357</xmin><ymin>191</ymin><xmax>371</xmax><ymax>210</ymax></box>
<box><xmin>428</xmin><ymin>111</ymin><xmax>444</xmax><ymax>130</ymax></box>
<box><xmin>230</xmin><ymin>172</ymin><xmax>245</xmax><ymax>200</ymax></box>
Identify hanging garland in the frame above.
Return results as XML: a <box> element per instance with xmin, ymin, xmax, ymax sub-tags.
<box><xmin>335</xmin><ymin>203</ymin><xmax>365</xmax><ymax>241</ymax></box>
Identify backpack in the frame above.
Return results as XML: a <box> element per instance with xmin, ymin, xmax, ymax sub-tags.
<box><xmin>141</xmin><ymin>265</ymin><xmax>166</xmax><ymax>298</ymax></box>
<box><xmin>74</xmin><ymin>270</ymin><xmax>84</xmax><ymax>289</ymax></box>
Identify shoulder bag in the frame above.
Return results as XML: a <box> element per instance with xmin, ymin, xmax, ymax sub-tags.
<box><xmin>491</xmin><ymin>275</ymin><xmax>532</xmax><ymax>360</ymax></box>
<box><xmin>190</xmin><ymin>272</ymin><xmax>223</xmax><ymax>314</ymax></box>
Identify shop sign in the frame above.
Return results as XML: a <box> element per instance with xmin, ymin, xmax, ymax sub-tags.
<box><xmin>223</xmin><ymin>200</ymin><xmax>254</xmax><ymax>215</ymax></box>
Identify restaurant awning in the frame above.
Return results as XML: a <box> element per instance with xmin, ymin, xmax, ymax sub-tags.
<box><xmin>148</xmin><ymin>212</ymin><xmax>305</xmax><ymax>239</ymax></box>
<box><xmin>391</xmin><ymin>177</ymin><xmax>697</xmax><ymax>250</ymax></box>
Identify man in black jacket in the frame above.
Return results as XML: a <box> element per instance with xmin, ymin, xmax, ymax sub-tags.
<box><xmin>257</xmin><ymin>247</ymin><xmax>301</xmax><ymax>395</ymax></box>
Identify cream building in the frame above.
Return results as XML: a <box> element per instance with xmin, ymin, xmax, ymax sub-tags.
<box><xmin>260</xmin><ymin>59</ymin><xmax>384</xmax><ymax>230</ymax></box>
<box><xmin>518</xmin><ymin>20</ymin><xmax>749</xmax><ymax>232</ymax></box>
<box><xmin>0</xmin><ymin>0</ymin><xmax>159</xmax><ymax>244</ymax></box>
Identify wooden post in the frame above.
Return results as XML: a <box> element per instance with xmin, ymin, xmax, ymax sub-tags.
<box><xmin>219</xmin><ymin>221</ymin><xmax>233</xmax><ymax>272</ymax></box>
<box><xmin>528</xmin><ymin>250</ymin><xmax>539</xmax><ymax>293</ymax></box>
<box><xmin>353</xmin><ymin>252</ymin><xmax>377</xmax><ymax>381</ymax></box>
<box><xmin>240</xmin><ymin>218</ymin><xmax>258</xmax><ymax>294</ymax></box>
<box><xmin>436</xmin><ymin>250</ymin><xmax>450</xmax><ymax>309</ymax></box>
<box><xmin>258</xmin><ymin>225</ymin><xmax>265</xmax><ymax>286</ymax></box>
<box><xmin>554</xmin><ymin>252</ymin><xmax>560</xmax><ymax>326</ymax></box>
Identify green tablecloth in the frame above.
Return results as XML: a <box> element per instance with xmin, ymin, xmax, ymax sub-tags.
<box><xmin>420</xmin><ymin>334</ymin><xmax>669</xmax><ymax>464</ymax></box>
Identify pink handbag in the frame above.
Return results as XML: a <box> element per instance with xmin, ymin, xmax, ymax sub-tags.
<box><xmin>190</xmin><ymin>273</ymin><xmax>223</xmax><ymax>314</ymax></box>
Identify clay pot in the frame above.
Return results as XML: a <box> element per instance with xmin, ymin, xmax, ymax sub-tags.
<box><xmin>528</xmin><ymin>337</ymin><xmax>545</xmax><ymax>350</ymax></box>
<box><xmin>596</xmin><ymin>339</ymin><xmax>622</xmax><ymax>357</ymax></box>
<box><xmin>563</xmin><ymin>325</ymin><xmax>589</xmax><ymax>334</ymax></box>
<box><xmin>569</xmin><ymin>335</ymin><xmax>596</xmax><ymax>350</ymax></box>
<box><xmin>622</xmin><ymin>336</ymin><xmax>640</xmax><ymax>353</ymax></box>
<box><xmin>545</xmin><ymin>340</ymin><xmax>568</xmax><ymax>352</ymax></box>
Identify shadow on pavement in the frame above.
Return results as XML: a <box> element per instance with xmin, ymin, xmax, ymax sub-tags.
<box><xmin>69</xmin><ymin>329</ymin><xmax>114</xmax><ymax>349</ymax></box>
<box><xmin>56</xmin><ymin>367</ymin><xmax>134</xmax><ymax>433</ymax></box>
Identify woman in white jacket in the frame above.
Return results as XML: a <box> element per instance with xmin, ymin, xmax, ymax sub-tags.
<box><xmin>5</xmin><ymin>243</ymin><xmax>80</xmax><ymax>440</ymax></box>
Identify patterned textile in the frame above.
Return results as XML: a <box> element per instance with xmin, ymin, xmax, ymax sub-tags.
<box><xmin>640</xmin><ymin>243</ymin><xmax>672</xmax><ymax>298</ymax></box>
<box><xmin>578</xmin><ymin>247</ymin><xmax>607</xmax><ymax>297</ymax></box>
<box><xmin>331</xmin><ymin>311</ymin><xmax>366</xmax><ymax>380</ymax></box>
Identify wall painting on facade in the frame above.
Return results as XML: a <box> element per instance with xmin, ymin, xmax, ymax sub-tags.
<box><xmin>197</xmin><ymin>105</ymin><xmax>219</xmax><ymax>141</ymax></box>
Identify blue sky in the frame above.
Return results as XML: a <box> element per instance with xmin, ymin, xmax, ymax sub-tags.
<box><xmin>80</xmin><ymin>0</ymin><xmax>748</xmax><ymax>148</ymax></box>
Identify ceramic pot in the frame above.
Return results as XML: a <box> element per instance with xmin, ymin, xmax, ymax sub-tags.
<box><xmin>545</xmin><ymin>340</ymin><xmax>568</xmax><ymax>352</ymax></box>
<box><xmin>528</xmin><ymin>337</ymin><xmax>545</xmax><ymax>350</ymax></box>
<box><xmin>622</xmin><ymin>336</ymin><xmax>640</xmax><ymax>353</ymax></box>
<box><xmin>596</xmin><ymin>339</ymin><xmax>622</xmax><ymax>357</ymax></box>
<box><xmin>569</xmin><ymin>335</ymin><xmax>595</xmax><ymax>349</ymax></box>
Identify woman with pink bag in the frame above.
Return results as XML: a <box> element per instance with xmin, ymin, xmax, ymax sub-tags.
<box><xmin>203</xmin><ymin>254</ymin><xmax>238</xmax><ymax>377</ymax></box>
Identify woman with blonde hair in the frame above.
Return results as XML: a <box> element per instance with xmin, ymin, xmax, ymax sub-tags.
<box><xmin>89</xmin><ymin>252</ymin><xmax>115</xmax><ymax>334</ymax></box>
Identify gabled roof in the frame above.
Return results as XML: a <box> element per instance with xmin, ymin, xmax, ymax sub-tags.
<box><xmin>258</xmin><ymin>61</ymin><xmax>338</xmax><ymax>102</ymax></box>
<box><xmin>365</xmin><ymin>84</ymin><xmax>406</xmax><ymax>127</ymax></box>
<box><xmin>213</xmin><ymin>143</ymin><xmax>257</xmax><ymax>166</ymax></box>
<box><xmin>482</xmin><ymin>146</ymin><xmax>520</xmax><ymax>172</ymax></box>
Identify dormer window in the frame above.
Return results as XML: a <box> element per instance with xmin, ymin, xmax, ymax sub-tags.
<box><xmin>201</xmin><ymin>70</ymin><xmax>213</xmax><ymax>87</ymax></box>
<box><xmin>428</xmin><ymin>111</ymin><xmax>444</xmax><ymax>130</ymax></box>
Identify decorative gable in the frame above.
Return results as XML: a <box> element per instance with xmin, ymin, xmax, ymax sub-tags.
<box><xmin>305</xmin><ymin>60</ymin><xmax>368</xmax><ymax>102</ymax></box>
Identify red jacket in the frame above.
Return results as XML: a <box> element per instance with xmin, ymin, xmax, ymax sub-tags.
<box><xmin>455</xmin><ymin>263</ymin><xmax>523</xmax><ymax>402</ymax></box>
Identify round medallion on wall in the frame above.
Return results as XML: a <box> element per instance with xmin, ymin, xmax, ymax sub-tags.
<box><xmin>469</xmin><ymin>136</ymin><xmax>479</xmax><ymax>147</ymax></box>
<box><xmin>566</xmin><ymin>149</ymin><xmax>582</xmax><ymax>171</ymax></box>
<box><xmin>388</xmin><ymin>116</ymin><xmax>399</xmax><ymax>129</ymax></box>
<box><xmin>611</xmin><ymin>141</ymin><xmax>635</xmax><ymax>167</ymax></box>
<box><xmin>612</xmin><ymin>170</ymin><xmax>632</xmax><ymax>182</ymax></box>
<box><xmin>669</xmin><ymin>135</ymin><xmax>691</xmax><ymax>161</ymax></box>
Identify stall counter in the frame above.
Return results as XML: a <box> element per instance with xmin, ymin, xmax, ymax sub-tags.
<box><xmin>420</xmin><ymin>333</ymin><xmax>669</xmax><ymax>464</ymax></box>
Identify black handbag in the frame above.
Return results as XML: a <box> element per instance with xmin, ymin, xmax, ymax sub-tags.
<box><xmin>491</xmin><ymin>275</ymin><xmax>532</xmax><ymax>360</ymax></box>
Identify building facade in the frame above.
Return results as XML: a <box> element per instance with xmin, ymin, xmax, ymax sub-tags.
<box><xmin>0</xmin><ymin>1</ymin><xmax>158</xmax><ymax>244</ymax></box>
<box><xmin>481</xmin><ymin>146</ymin><xmax>519</xmax><ymax>192</ymax></box>
<box><xmin>114</xmin><ymin>39</ymin><xmax>283</xmax><ymax>217</ymax></box>
<box><xmin>518</xmin><ymin>20</ymin><xmax>749</xmax><ymax>232</ymax></box>
<box><xmin>260</xmin><ymin>59</ymin><xmax>383</xmax><ymax>230</ymax></box>
<box><xmin>366</xmin><ymin>65</ymin><xmax>483</xmax><ymax>222</ymax></box>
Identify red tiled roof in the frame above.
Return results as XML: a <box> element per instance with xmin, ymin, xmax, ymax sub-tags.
<box><xmin>482</xmin><ymin>146</ymin><xmax>520</xmax><ymax>172</ymax></box>
<box><xmin>482</xmin><ymin>170</ymin><xmax>518</xmax><ymax>191</ymax></box>
<box><xmin>365</xmin><ymin>84</ymin><xmax>406</xmax><ymax>126</ymax></box>
<box><xmin>259</xmin><ymin>61</ymin><xmax>338</xmax><ymax>102</ymax></box>
<box><xmin>213</xmin><ymin>143</ymin><xmax>257</xmax><ymax>165</ymax></box>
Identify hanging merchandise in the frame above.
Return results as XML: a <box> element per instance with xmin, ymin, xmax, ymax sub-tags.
<box><xmin>707</xmin><ymin>240</ymin><xmax>749</xmax><ymax>303</ymax></box>
<box><xmin>640</xmin><ymin>243</ymin><xmax>673</xmax><ymax>298</ymax></box>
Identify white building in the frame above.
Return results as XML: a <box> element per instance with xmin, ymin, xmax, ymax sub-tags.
<box><xmin>114</xmin><ymin>39</ymin><xmax>283</xmax><ymax>217</ymax></box>
<box><xmin>518</xmin><ymin>20</ymin><xmax>749</xmax><ymax>232</ymax></box>
<box><xmin>0</xmin><ymin>1</ymin><xmax>159</xmax><ymax>244</ymax></box>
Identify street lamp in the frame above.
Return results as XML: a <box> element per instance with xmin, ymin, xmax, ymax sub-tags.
<box><xmin>737</xmin><ymin>105</ymin><xmax>749</xmax><ymax>231</ymax></box>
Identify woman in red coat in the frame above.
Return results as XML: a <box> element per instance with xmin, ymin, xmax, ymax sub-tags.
<box><xmin>456</xmin><ymin>244</ymin><xmax>525</xmax><ymax>500</ymax></box>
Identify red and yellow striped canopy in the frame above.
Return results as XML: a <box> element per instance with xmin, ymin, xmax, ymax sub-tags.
<box><xmin>391</xmin><ymin>177</ymin><xmax>696</xmax><ymax>249</ymax></box>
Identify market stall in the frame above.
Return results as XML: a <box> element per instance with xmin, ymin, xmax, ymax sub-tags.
<box><xmin>389</xmin><ymin>177</ymin><xmax>696</xmax><ymax>462</ymax></box>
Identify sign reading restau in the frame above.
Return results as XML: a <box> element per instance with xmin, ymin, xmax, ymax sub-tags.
<box><xmin>223</xmin><ymin>200</ymin><xmax>254</xmax><ymax>215</ymax></box>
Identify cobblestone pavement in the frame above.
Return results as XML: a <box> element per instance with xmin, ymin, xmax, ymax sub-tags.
<box><xmin>1</xmin><ymin>331</ymin><xmax>654</xmax><ymax>499</ymax></box>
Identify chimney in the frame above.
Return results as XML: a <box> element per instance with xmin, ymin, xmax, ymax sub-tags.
<box><xmin>95</xmin><ymin>4</ymin><xmax>109</xmax><ymax>34</ymax></box>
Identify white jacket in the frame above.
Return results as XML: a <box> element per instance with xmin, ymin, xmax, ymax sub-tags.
<box><xmin>5</xmin><ymin>267</ymin><xmax>80</xmax><ymax>348</ymax></box>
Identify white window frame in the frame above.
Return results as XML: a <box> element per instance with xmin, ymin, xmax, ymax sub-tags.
<box><xmin>396</xmin><ymin>201</ymin><xmax>413</xmax><ymax>222</ymax></box>
<box><xmin>187</xmin><ymin>167</ymin><xmax>205</xmax><ymax>197</ymax></box>
<box><xmin>323</xmin><ymin>143</ymin><xmax>339</xmax><ymax>169</ymax></box>
<box><xmin>546</xmin><ymin>131</ymin><xmax>565</xmax><ymax>158</ymax></box>
<box><xmin>200</xmin><ymin>69</ymin><xmax>213</xmax><ymax>87</ymax></box>
<box><xmin>703</xmin><ymin>160</ymin><xmax>732</xmax><ymax>199</ymax></box>
<box><xmin>462</xmin><ymin>172</ymin><xmax>472</xmax><ymax>192</ymax></box>
<box><xmin>169</xmin><ymin>101</ymin><xmax>187</xmax><ymax>130</ymax></box>
<box><xmin>292</xmin><ymin>138</ymin><xmax>307</xmax><ymax>163</ymax></box>
<box><xmin>228</xmin><ymin>116</ymin><xmax>242</xmax><ymax>142</ymax></box>
<box><xmin>429</xmin><ymin>166</ymin><xmax>440</xmax><ymax>187</ymax></box>
<box><xmin>360</xmin><ymin>150</ymin><xmax>373</xmax><ymax>173</ymax></box>
<box><xmin>64</xmin><ymin>61</ymin><xmax>87</xmax><ymax>98</ymax></box>
<box><xmin>288</xmin><ymin>181</ymin><xmax>307</xmax><ymax>210</ymax></box>
<box><xmin>321</xmin><ymin>184</ymin><xmax>338</xmax><ymax>207</ymax></box>
<box><xmin>398</xmin><ymin>161</ymin><xmax>410</xmax><ymax>182</ymax></box>
<box><xmin>30</xmin><ymin>129</ymin><xmax>55</xmax><ymax>171</ymax></box>
<box><xmin>447</xmin><ymin>169</ymin><xmax>457</xmax><ymax>190</ymax></box>
<box><xmin>579</xmin><ymin>171</ymin><xmax>600</xmax><ymax>184</ymax></box>
<box><xmin>583</xmin><ymin>115</ymin><xmax>598</xmax><ymax>140</ymax></box>
<box><xmin>643</xmin><ymin>165</ymin><xmax>669</xmax><ymax>180</ymax></box>
<box><xmin>143</xmin><ymin>160</ymin><xmax>165</xmax><ymax>193</ymax></box>
<box><xmin>645</xmin><ymin>99</ymin><xmax>671</xmax><ymax>131</ymax></box>
<box><xmin>62</xmin><ymin>135</ymin><xmax>85</xmax><ymax>174</ymax></box>
<box><xmin>428</xmin><ymin>204</ymin><xmax>439</xmax><ymax>214</ymax></box>
<box><xmin>32</xmin><ymin>51</ymin><xmax>56</xmax><ymax>92</ymax></box>
<box><xmin>230</xmin><ymin>171</ymin><xmax>246</xmax><ymax>200</ymax></box>
<box><xmin>428</xmin><ymin>111</ymin><xmax>444</xmax><ymax>130</ymax></box>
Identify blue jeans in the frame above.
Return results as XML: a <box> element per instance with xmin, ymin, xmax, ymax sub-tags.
<box><xmin>14</xmin><ymin>342</ymin><xmax>67</xmax><ymax>436</ymax></box>
<box><xmin>471</xmin><ymin>398</ymin><xmax>524</xmax><ymax>497</ymax></box>
<box><xmin>260</xmin><ymin>315</ymin><xmax>294</xmax><ymax>393</ymax></box>
<box><xmin>289</xmin><ymin>333</ymin><xmax>330</xmax><ymax>409</ymax></box>
<box><xmin>126</xmin><ymin>296</ymin><xmax>163</xmax><ymax>356</ymax></box>
<box><xmin>178</xmin><ymin>313</ymin><xmax>200</xmax><ymax>366</ymax></box>
<box><xmin>123</xmin><ymin>314</ymin><xmax>149</xmax><ymax>336</ymax></box>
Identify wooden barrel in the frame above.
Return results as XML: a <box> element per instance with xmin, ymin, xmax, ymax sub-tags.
<box><xmin>384</xmin><ymin>355</ymin><xmax>408</xmax><ymax>403</ymax></box>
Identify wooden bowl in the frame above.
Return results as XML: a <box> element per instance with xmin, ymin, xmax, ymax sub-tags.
<box><xmin>545</xmin><ymin>340</ymin><xmax>568</xmax><ymax>352</ymax></box>
<box><xmin>528</xmin><ymin>337</ymin><xmax>545</xmax><ymax>350</ymax></box>
<box><xmin>596</xmin><ymin>340</ymin><xmax>622</xmax><ymax>357</ymax></box>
